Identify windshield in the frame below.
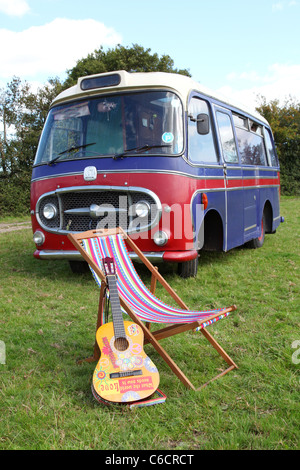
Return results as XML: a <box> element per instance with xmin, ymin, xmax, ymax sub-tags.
<box><xmin>34</xmin><ymin>91</ymin><xmax>184</xmax><ymax>165</ymax></box>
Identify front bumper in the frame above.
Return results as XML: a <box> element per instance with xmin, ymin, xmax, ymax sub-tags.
<box><xmin>33</xmin><ymin>249</ymin><xmax>198</xmax><ymax>264</ymax></box>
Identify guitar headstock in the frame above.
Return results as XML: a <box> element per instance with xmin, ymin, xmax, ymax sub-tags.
<box><xmin>103</xmin><ymin>257</ymin><xmax>116</xmax><ymax>276</ymax></box>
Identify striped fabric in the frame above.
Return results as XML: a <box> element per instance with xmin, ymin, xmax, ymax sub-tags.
<box><xmin>82</xmin><ymin>234</ymin><xmax>232</xmax><ymax>329</ymax></box>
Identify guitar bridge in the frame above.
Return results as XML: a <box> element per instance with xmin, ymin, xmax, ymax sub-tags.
<box><xmin>109</xmin><ymin>369</ymin><xmax>142</xmax><ymax>379</ymax></box>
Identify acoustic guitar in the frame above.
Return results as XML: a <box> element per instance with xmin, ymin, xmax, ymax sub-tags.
<box><xmin>92</xmin><ymin>257</ymin><xmax>160</xmax><ymax>404</ymax></box>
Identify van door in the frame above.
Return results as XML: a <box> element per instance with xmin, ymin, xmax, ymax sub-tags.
<box><xmin>214</xmin><ymin>108</ymin><xmax>244</xmax><ymax>251</ymax></box>
<box><xmin>187</xmin><ymin>95</ymin><xmax>224</xmax><ymax>250</ymax></box>
<box><xmin>234</xmin><ymin>118</ymin><xmax>268</xmax><ymax>242</ymax></box>
<box><xmin>242</xmin><ymin>167</ymin><xmax>260</xmax><ymax>240</ymax></box>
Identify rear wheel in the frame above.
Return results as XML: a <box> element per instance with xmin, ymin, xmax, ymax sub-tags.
<box><xmin>247</xmin><ymin>213</ymin><xmax>265</xmax><ymax>248</ymax></box>
<box><xmin>177</xmin><ymin>256</ymin><xmax>198</xmax><ymax>278</ymax></box>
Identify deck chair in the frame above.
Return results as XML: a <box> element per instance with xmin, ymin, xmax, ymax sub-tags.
<box><xmin>68</xmin><ymin>227</ymin><xmax>238</xmax><ymax>390</ymax></box>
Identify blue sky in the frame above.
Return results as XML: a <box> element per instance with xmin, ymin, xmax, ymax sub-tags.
<box><xmin>0</xmin><ymin>0</ymin><xmax>299</xmax><ymax>108</ymax></box>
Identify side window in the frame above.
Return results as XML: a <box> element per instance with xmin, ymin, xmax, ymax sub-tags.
<box><xmin>216</xmin><ymin>111</ymin><xmax>239</xmax><ymax>163</ymax></box>
<box><xmin>188</xmin><ymin>97</ymin><xmax>217</xmax><ymax>163</ymax></box>
<box><xmin>234</xmin><ymin>114</ymin><xmax>267</xmax><ymax>166</ymax></box>
<box><xmin>264</xmin><ymin>128</ymin><xmax>278</xmax><ymax>166</ymax></box>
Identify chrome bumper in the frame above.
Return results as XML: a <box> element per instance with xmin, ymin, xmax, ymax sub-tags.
<box><xmin>35</xmin><ymin>250</ymin><xmax>165</xmax><ymax>263</ymax></box>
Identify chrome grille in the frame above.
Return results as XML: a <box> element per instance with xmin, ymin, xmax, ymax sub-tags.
<box><xmin>36</xmin><ymin>186</ymin><xmax>161</xmax><ymax>234</ymax></box>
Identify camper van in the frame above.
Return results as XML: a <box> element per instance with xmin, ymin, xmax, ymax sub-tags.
<box><xmin>31</xmin><ymin>71</ymin><xmax>283</xmax><ymax>277</ymax></box>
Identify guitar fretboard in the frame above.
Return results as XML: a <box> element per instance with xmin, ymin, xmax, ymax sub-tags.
<box><xmin>106</xmin><ymin>274</ymin><xmax>126</xmax><ymax>340</ymax></box>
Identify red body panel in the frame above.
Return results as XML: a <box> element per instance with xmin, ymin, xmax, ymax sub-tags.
<box><xmin>31</xmin><ymin>171</ymin><xmax>200</xmax><ymax>258</ymax></box>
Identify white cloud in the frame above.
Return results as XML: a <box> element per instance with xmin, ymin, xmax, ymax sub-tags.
<box><xmin>272</xmin><ymin>0</ymin><xmax>298</xmax><ymax>10</ymax></box>
<box><xmin>0</xmin><ymin>0</ymin><xmax>30</xmax><ymax>16</ymax></box>
<box><xmin>226</xmin><ymin>70</ymin><xmax>270</xmax><ymax>84</ymax></box>
<box><xmin>218</xmin><ymin>63</ymin><xmax>300</xmax><ymax>110</ymax></box>
<box><xmin>0</xmin><ymin>18</ymin><xmax>122</xmax><ymax>82</ymax></box>
<box><xmin>272</xmin><ymin>2</ymin><xmax>284</xmax><ymax>11</ymax></box>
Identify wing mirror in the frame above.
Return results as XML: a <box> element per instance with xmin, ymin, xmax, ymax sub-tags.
<box><xmin>196</xmin><ymin>113</ymin><xmax>209</xmax><ymax>135</ymax></box>
<box><xmin>188</xmin><ymin>113</ymin><xmax>210</xmax><ymax>135</ymax></box>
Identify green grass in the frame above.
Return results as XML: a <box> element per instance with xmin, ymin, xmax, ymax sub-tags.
<box><xmin>0</xmin><ymin>196</ymin><xmax>299</xmax><ymax>450</ymax></box>
<box><xmin>0</xmin><ymin>215</ymin><xmax>31</xmax><ymax>224</ymax></box>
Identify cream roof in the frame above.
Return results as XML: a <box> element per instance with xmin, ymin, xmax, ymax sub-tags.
<box><xmin>52</xmin><ymin>70</ymin><xmax>268</xmax><ymax>125</ymax></box>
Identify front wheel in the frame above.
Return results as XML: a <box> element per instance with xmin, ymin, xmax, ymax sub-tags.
<box><xmin>247</xmin><ymin>213</ymin><xmax>265</xmax><ymax>249</ymax></box>
<box><xmin>69</xmin><ymin>260</ymin><xmax>90</xmax><ymax>273</ymax></box>
<box><xmin>177</xmin><ymin>256</ymin><xmax>198</xmax><ymax>278</ymax></box>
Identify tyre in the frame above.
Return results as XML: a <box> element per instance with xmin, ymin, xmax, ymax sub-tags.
<box><xmin>177</xmin><ymin>256</ymin><xmax>198</xmax><ymax>278</ymax></box>
<box><xmin>69</xmin><ymin>260</ymin><xmax>90</xmax><ymax>273</ymax></box>
<box><xmin>247</xmin><ymin>213</ymin><xmax>265</xmax><ymax>249</ymax></box>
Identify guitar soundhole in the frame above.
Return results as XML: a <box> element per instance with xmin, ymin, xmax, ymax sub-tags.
<box><xmin>114</xmin><ymin>337</ymin><xmax>129</xmax><ymax>351</ymax></box>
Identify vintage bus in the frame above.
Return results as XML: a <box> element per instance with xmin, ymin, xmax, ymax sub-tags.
<box><xmin>30</xmin><ymin>71</ymin><xmax>284</xmax><ymax>277</ymax></box>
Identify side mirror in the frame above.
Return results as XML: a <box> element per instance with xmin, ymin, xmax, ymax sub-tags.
<box><xmin>196</xmin><ymin>113</ymin><xmax>209</xmax><ymax>135</ymax></box>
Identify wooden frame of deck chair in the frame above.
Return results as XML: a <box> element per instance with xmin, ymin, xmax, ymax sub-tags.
<box><xmin>68</xmin><ymin>227</ymin><xmax>238</xmax><ymax>390</ymax></box>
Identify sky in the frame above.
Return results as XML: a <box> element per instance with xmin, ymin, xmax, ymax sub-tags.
<box><xmin>0</xmin><ymin>0</ymin><xmax>299</xmax><ymax>110</ymax></box>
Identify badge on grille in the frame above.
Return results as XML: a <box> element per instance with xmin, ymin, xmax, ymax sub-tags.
<box><xmin>83</xmin><ymin>166</ymin><xmax>97</xmax><ymax>181</ymax></box>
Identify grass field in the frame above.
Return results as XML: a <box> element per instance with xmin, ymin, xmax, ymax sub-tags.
<box><xmin>0</xmin><ymin>196</ymin><xmax>299</xmax><ymax>450</ymax></box>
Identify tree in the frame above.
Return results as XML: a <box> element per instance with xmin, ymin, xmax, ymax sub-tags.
<box><xmin>0</xmin><ymin>77</ymin><xmax>63</xmax><ymax>175</ymax></box>
<box><xmin>0</xmin><ymin>77</ymin><xmax>64</xmax><ymax>215</ymax></box>
<box><xmin>0</xmin><ymin>44</ymin><xmax>191</xmax><ymax>215</ymax></box>
<box><xmin>256</xmin><ymin>96</ymin><xmax>300</xmax><ymax>195</ymax></box>
<box><xmin>64</xmin><ymin>43</ymin><xmax>191</xmax><ymax>88</ymax></box>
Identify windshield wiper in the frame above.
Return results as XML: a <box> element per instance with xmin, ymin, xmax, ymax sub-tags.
<box><xmin>47</xmin><ymin>142</ymin><xmax>96</xmax><ymax>166</ymax></box>
<box><xmin>113</xmin><ymin>144</ymin><xmax>171</xmax><ymax>160</ymax></box>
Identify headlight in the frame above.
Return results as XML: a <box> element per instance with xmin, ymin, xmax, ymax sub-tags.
<box><xmin>135</xmin><ymin>201</ymin><xmax>150</xmax><ymax>218</ymax></box>
<box><xmin>43</xmin><ymin>203</ymin><xmax>58</xmax><ymax>220</ymax></box>
<box><xmin>33</xmin><ymin>231</ymin><xmax>45</xmax><ymax>246</ymax></box>
<box><xmin>153</xmin><ymin>231</ymin><xmax>168</xmax><ymax>246</ymax></box>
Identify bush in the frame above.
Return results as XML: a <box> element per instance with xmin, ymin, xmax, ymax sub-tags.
<box><xmin>0</xmin><ymin>171</ymin><xmax>31</xmax><ymax>217</ymax></box>
<box><xmin>279</xmin><ymin>137</ymin><xmax>300</xmax><ymax>195</ymax></box>
<box><xmin>256</xmin><ymin>96</ymin><xmax>300</xmax><ymax>195</ymax></box>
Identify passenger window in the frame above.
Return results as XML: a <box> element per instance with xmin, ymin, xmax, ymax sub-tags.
<box><xmin>264</xmin><ymin>128</ymin><xmax>278</xmax><ymax>166</ymax></box>
<box><xmin>188</xmin><ymin>97</ymin><xmax>217</xmax><ymax>163</ymax></box>
<box><xmin>250</xmin><ymin>120</ymin><xmax>263</xmax><ymax>135</ymax></box>
<box><xmin>233</xmin><ymin>114</ymin><xmax>248</xmax><ymax>129</ymax></box>
<box><xmin>216</xmin><ymin>111</ymin><xmax>239</xmax><ymax>163</ymax></box>
<box><xmin>235</xmin><ymin>124</ymin><xmax>267</xmax><ymax>166</ymax></box>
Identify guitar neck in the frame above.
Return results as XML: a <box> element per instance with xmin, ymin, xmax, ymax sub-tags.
<box><xmin>106</xmin><ymin>274</ymin><xmax>126</xmax><ymax>339</ymax></box>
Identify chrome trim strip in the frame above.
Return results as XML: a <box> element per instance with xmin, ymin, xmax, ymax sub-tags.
<box><xmin>38</xmin><ymin>250</ymin><xmax>165</xmax><ymax>263</ymax></box>
<box><xmin>38</xmin><ymin>250</ymin><xmax>82</xmax><ymax>260</ymax></box>
<box><xmin>64</xmin><ymin>207</ymin><xmax>91</xmax><ymax>216</ymax></box>
<box><xmin>64</xmin><ymin>206</ymin><xmax>127</xmax><ymax>216</ymax></box>
<box><xmin>31</xmin><ymin>169</ymin><xmax>225</xmax><ymax>183</ymax></box>
<box><xmin>227</xmin><ymin>175</ymin><xmax>279</xmax><ymax>180</ymax></box>
<box><xmin>189</xmin><ymin>184</ymin><xmax>279</xmax><ymax>196</ymax></box>
<box><xmin>242</xmin><ymin>166</ymin><xmax>280</xmax><ymax>172</ymax></box>
<box><xmin>31</xmin><ymin>171</ymin><xmax>81</xmax><ymax>182</ymax></box>
<box><xmin>244</xmin><ymin>224</ymin><xmax>257</xmax><ymax>232</ymax></box>
<box><xmin>31</xmin><ymin>166</ymin><xmax>279</xmax><ymax>184</ymax></box>
<box><xmin>227</xmin><ymin>184</ymin><xmax>280</xmax><ymax>191</ymax></box>
<box><xmin>205</xmin><ymin>184</ymin><xmax>280</xmax><ymax>192</ymax></box>
<box><xmin>129</xmin><ymin>252</ymin><xmax>164</xmax><ymax>263</ymax></box>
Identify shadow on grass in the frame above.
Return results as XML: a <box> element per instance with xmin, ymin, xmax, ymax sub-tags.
<box><xmin>1</xmin><ymin>228</ymin><xmax>251</xmax><ymax>289</ymax></box>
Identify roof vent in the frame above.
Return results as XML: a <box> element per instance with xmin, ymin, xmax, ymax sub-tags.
<box><xmin>80</xmin><ymin>73</ymin><xmax>121</xmax><ymax>91</ymax></box>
